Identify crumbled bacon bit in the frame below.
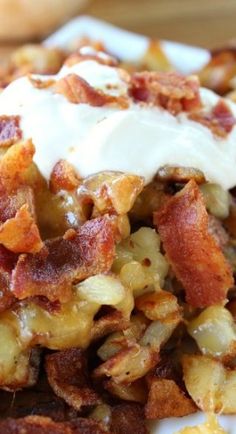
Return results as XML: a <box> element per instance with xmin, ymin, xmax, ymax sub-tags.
<box><xmin>154</xmin><ymin>180</ymin><xmax>234</xmax><ymax>307</ymax></box>
<box><xmin>0</xmin><ymin>115</ymin><xmax>22</xmax><ymax>147</ymax></box>
<box><xmin>189</xmin><ymin>99</ymin><xmax>236</xmax><ymax>137</ymax></box>
<box><xmin>0</xmin><ymin>204</ymin><xmax>43</xmax><ymax>254</ymax></box>
<box><xmin>0</xmin><ymin>140</ymin><xmax>43</xmax><ymax>254</ymax></box>
<box><xmin>55</xmin><ymin>74</ymin><xmax>129</xmax><ymax>108</ymax></box>
<box><xmin>129</xmin><ymin>72</ymin><xmax>201</xmax><ymax>114</ymax></box>
<box><xmin>50</xmin><ymin>160</ymin><xmax>81</xmax><ymax>193</ymax></box>
<box><xmin>0</xmin><ymin>245</ymin><xmax>17</xmax><ymax>312</ymax></box>
<box><xmin>0</xmin><ymin>415</ymin><xmax>110</xmax><ymax>434</ymax></box>
<box><xmin>45</xmin><ymin>349</ymin><xmax>101</xmax><ymax>411</ymax></box>
<box><xmin>11</xmin><ymin>216</ymin><xmax>116</xmax><ymax>302</ymax></box>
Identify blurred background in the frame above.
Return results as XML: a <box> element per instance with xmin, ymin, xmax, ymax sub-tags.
<box><xmin>85</xmin><ymin>0</ymin><xmax>236</xmax><ymax>48</ymax></box>
<box><xmin>0</xmin><ymin>0</ymin><xmax>236</xmax><ymax>49</ymax></box>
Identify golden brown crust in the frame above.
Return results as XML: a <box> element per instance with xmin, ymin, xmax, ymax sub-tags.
<box><xmin>145</xmin><ymin>378</ymin><xmax>196</xmax><ymax>419</ymax></box>
<box><xmin>45</xmin><ymin>349</ymin><xmax>101</xmax><ymax>411</ymax></box>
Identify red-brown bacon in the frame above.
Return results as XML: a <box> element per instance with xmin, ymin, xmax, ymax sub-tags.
<box><xmin>0</xmin><ymin>115</ymin><xmax>22</xmax><ymax>147</ymax></box>
<box><xmin>0</xmin><ymin>245</ymin><xmax>17</xmax><ymax>312</ymax></box>
<box><xmin>129</xmin><ymin>72</ymin><xmax>201</xmax><ymax>114</ymax></box>
<box><xmin>55</xmin><ymin>74</ymin><xmax>129</xmax><ymax>108</ymax></box>
<box><xmin>50</xmin><ymin>160</ymin><xmax>81</xmax><ymax>193</ymax></box>
<box><xmin>0</xmin><ymin>416</ymin><xmax>110</xmax><ymax>434</ymax></box>
<box><xmin>0</xmin><ymin>141</ymin><xmax>43</xmax><ymax>254</ymax></box>
<box><xmin>189</xmin><ymin>99</ymin><xmax>236</xmax><ymax>137</ymax></box>
<box><xmin>45</xmin><ymin>349</ymin><xmax>101</xmax><ymax>411</ymax></box>
<box><xmin>11</xmin><ymin>216</ymin><xmax>116</xmax><ymax>302</ymax></box>
<box><xmin>154</xmin><ymin>180</ymin><xmax>233</xmax><ymax>307</ymax></box>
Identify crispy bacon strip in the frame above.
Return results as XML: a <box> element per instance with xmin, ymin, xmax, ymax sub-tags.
<box><xmin>189</xmin><ymin>99</ymin><xmax>236</xmax><ymax>137</ymax></box>
<box><xmin>129</xmin><ymin>72</ymin><xmax>201</xmax><ymax>114</ymax></box>
<box><xmin>0</xmin><ymin>416</ymin><xmax>110</xmax><ymax>434</ymax></box>
<box><xmin>50</xmin><ymin>160</ymin><xmax>81</xmax><ymax>193</ymax></box>
<box><xmin>11</xmin><ymin>216</ymin><xmax>116</xmax><ymax>302</ymax></box>
<box><xmin>45</xmin><ymin>349</ymin><xmax>101</xmax><ymax>411</ymax></box>
<box><xmin>0</xmin><ymin>115</ymin><xmax>22</xmax><ymax>147</ymax></box>
<box><xmin>55</xmin><ymin>74</ymin><xmax>129</xmax><ymax>108</ymax></box>
<box><xmin>145</xmin><ymin>378</ymin><xmax>196</xmax><ymax>419</ymax></box>
<box><xmin>154</xmin><ymin>180</ymin><xmax>233</xmax><ymax>307</ymax></box>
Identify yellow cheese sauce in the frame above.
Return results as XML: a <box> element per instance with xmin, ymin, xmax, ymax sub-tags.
<box><xmin>175</xmin><ymin>415</ymin><xmax>227</xmax><ymax>434</ymax></box>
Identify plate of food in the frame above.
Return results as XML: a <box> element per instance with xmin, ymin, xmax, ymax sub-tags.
<box><xmin>0</xmin><ymin>14</ymin><xmax>236</xmax><ymax>434</ymax></box>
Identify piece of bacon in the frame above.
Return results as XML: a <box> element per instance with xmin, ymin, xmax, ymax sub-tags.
<box><xmin>0</xmin><ymin>204</ymin><xmax>43</xmax><ymax>254</ymax></box>
<box><xmin>55</xmin><ymin>74</ymin><xmax>129</xmax><ymax>108</ymax></box>
<box><xmin>0</xmin><ymin>140</ymin><xmax>43</xmax><ymax>254</ymax></box>
<box><xmin>0</xmin><ymin>245</ymin><xmax>17</xmax><ymax>312</ymax></box>
<box><xmin>154</xmin><ymin>180</ymin><xmax>233</xmax><ymax>307</ymax></box>
<box><xmin>129</xmin><ymin>71</ymin><xmax>201</xmax><ymax>114</ymax></box>
<box><xmin>0</xmin><ymin>139</ymin><xmax>35</xmax><ymax>192</ymax></box>
<box><xmin>50</xmin><ymin>160</ymin><xmax>81</xmax><ymax>193</ymax></box>
<box><xmin>0</xmin><ymin>115</ymin><xmax>22</xmax><ymax>147</ymax></box>
<box><xmin>11</xmin><ymin>216</ymin><xmax>116</xmax><ymax>302</ymax></box>
<box><xmin>45</xmin><ymin>349</ymin><xmax>101</xmax><ymax>411</ymax></box>
<box><xmin>189</xmin><ymin>99</ymin><xmax>236</xmax><ymax>137</ymax></box>
<box><xmin>0</xmin><ymin>415</ymin><xmax>110</xmax><ymax>434</ymax></box>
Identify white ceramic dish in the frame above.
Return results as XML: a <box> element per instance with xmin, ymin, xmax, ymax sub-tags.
<box><xmin>45</xmin><ymin>16</ymin><xmax>236</xmax><ymax>434</ymax></box>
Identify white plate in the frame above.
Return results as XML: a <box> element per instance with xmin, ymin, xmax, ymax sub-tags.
<box><xmin>45</xmin><ymin>16</ymin><xmax>236</xmax><ymax>434</ymax></box>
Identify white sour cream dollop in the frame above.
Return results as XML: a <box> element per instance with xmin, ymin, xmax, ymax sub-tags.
<box><xmin>0</xmin><ymin>55</ymin><xmax>236</xmax><ymax>190</ymax></box>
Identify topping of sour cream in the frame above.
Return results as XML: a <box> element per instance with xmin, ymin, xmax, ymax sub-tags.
<box><xmin>0</xmin><ymin>55</ymin><xmax>236</xmax><ymax>190</ymax></box>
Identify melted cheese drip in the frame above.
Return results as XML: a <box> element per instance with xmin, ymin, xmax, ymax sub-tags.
<box><xmin>0</xmin><ymin>54</ymin><xmax>236</xmax><ymax>189</ymax></box>
<box><xmin>175</xmin><ymin>414</ymin><xmax>227</xmax><ymax>434</ymax></box>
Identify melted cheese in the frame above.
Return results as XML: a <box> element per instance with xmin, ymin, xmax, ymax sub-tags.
<box><xmin>175</xmin><ymin>414</ymin><xmax>227</xmax><ymax>434</ymax></box>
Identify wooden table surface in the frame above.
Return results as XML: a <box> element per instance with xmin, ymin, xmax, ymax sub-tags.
<box><xmin>0</xmin><ymin>0</ymin><xmax>236</xmax><ymax>61</ymax></box>
<box><xmin>84</xmin><ymin>0</ymin><xmax>236</xmax><ymax>49</ymax></box>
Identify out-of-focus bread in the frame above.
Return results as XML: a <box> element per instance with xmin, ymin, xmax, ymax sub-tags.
<box><xmin>0</xmin><ymin>0</ymin><xmax>89</xmax><ymax>41</ymax></box>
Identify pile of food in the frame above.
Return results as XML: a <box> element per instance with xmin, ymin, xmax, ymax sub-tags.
<box><xmin>0</xmin><ymin>38</ymin><xmax>235</xmax><ymax>434</ymax></box>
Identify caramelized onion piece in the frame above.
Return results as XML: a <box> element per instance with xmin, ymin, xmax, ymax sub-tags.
<box><xmin>12</xmin><ymin>216</ymin><xmax>116</xmax><ymax>302</ymax></box>
<box><xmin>45</xmin><ymin>349</ymin><xmax>101</xmax><ymax>411</ymax></box>
<box><xmin>154</xmin><ymin>180</ymin><xmax>233</xmax><ymax>307</ymax></box>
